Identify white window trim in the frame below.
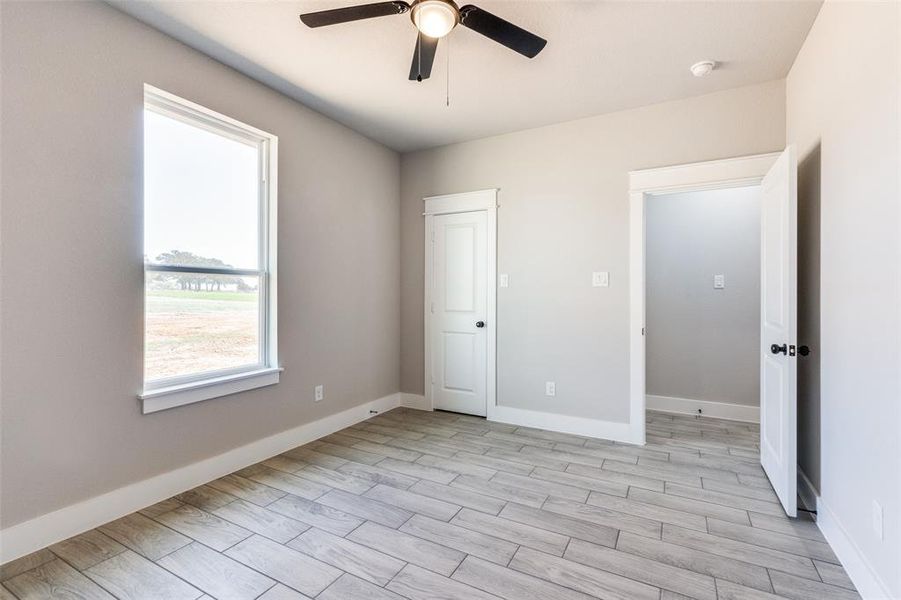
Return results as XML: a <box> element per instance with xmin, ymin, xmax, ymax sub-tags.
<box><xmin>140</xmin><ymin>85</ymin><xmax>279</xmax><ymax>414</ymax></box>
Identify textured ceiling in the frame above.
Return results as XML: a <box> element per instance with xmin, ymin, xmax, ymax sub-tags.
<box><xmin>112</xmin><ymin>0</ymin><xmax>821</xmax><ymax>152</ymax></box>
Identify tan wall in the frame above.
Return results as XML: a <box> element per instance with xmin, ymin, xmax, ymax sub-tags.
<box><xmin>786</xmin><ymin>1</ymin><xmax>900</xmax><ymax>595</ymax></box>
<box><xmin>0</xmin><ymin>1</ymin><xmax>400</xmax><ymax>528</ymax></box>
<box><xmin>400</xmin><ymin>81</ymin><xmax>785</xmax><ymax>423</ymax></box>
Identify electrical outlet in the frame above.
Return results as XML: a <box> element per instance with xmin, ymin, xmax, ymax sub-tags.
<box><xmin>592</xmin><ymin>271</ymin><xmax>609</xmax><ymax>287</ymax></box>
<box><xmin>499</xmin><ymin>274</ymin><xmax>509</xmax><ymax>288</ymax></box>
<box><xmin>314</xmin><ymin>385</ymin><xmax>324</xmax><ymax>402</ymax></box>
<box><xmin>714</xmin><ymin>274</ymin><xmax>725</xmax><ymax>289</ymax></box>
<box><xmin>545</xmin><ymin>381</ymin><xmax>556</xmax><ymax>397</ymax></box>
<box><xmin>873</xmin><ymin>500</ymin><xmax>884</xmax><ymax>540</ymax></box>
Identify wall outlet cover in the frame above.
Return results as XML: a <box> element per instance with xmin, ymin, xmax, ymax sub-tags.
<box><xmin>545</xmin><ymin>381</ymin><xmax>556</xmax><ymax>396</ymax></box>
<box><xmin>714</xmin><ymin>274</ymin><xmax>725</xmax><ymax>289</ymax></box>
<box><xmin>314</xmin><ymin>385</ymin><xmax>324</xmax><ymax>402</ymax></box>
<box><xmin>499</xmin><ymin>274</ymin><xmax>509</xmax><ymax>288</ymax></box>
<box><xmin>592</xmin><ymin>271</ymin><xmax>609</xmax><ymax>287</ymax></box>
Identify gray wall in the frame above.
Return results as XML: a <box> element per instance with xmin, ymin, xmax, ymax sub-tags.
<box><xmin>646</xmin><ymin>187</ymin><xmax>760</xmax><ymax>406</ymax></box>
<box><xmin>787</xmin><ymin>2</ymin><xmax>900</xmax><ymax>595</ymax></box>
<box><xmin>0</xmin><ymin>1</ymin><xmax>400</xmax><ymax>528</ymax></box>
<box><xmin>400</xmin><ymin>81</ymin><xmax>785</xmax><ymax>423</ymax></box>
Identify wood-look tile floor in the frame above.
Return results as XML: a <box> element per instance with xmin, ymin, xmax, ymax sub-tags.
<box><xmin>0</xmin><ymin>409</ymin><xmax>861</xmax><ymax>600</ymax></box>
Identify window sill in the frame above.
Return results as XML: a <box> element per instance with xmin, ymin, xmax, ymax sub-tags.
<box><xmin>139</xmin><ymin>367</ymin><xmax>282</xmax><ymax>414</ymax></box>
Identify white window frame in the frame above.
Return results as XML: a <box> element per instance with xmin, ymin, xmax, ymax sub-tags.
<box><xmin>139</xmin><ymin>85</ymin><xmax>280</xmax><ymax>414</ymax></box>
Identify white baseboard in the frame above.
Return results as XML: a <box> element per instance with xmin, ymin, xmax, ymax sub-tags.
<box><xmin>646</xmin><ymin>394</ymin><xmax>759</xmax><ymax>423</ymax></box>
<box><xmin>797</xmin><ymin>467</ymin><xmax>819</xmax><ymax>513</ymax></box>
<box><xmin>400</xmin><ymin>394</ymin><xmax>640</xmax><ymax>445</ymax></box>
<box><xmin>817</xmin><ymin>498</ymin><xmax>896</xmax><ymax>600</ymax></box>
<box><xmin>0</xmin><ymin>392</ymin><xmax>402</xmax><ymax>565</ymax></box>
<box><xmin>400</xmin><ymin>393</ymin><xmax>430</xmax><ymax>411</ymax></box>
<box><xmin>489</xmin><ymin>405</ymin><xmax>641</xmax><ymax>445</ymax></box>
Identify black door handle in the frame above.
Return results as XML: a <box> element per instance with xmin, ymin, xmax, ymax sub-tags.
<box><xmin>798</xmin><ymin>345</ymin><xmax>810</xmax><ymax>356</ymax></box>
<box><xmin>475</xmin><ymin>321</ymin><xmax>485</xmax><ymax>328</ymax></box>
<box><xmin>771</xmin><ymin>343</ymin><xmax>787</xmax><ymax>355</ymax></box>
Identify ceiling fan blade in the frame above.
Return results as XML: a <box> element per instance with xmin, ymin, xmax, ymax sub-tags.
<box><xmin>300</xmin><ymin>1</ymin><xmax>410</xmax><ymax>28</ymax></box>
<box><xmin>408</xmin><ymin>32</ymin><xmax>439</xmax><ymax>81</ymax></box>
<box><xmin>458</xmin><ymin>5</ymin><xmax>546</xmax><ymax>58</ymax></box>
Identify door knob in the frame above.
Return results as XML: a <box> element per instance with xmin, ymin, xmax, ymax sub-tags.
<box><xmin>475</xmin><ymin>321</ymin><xmax>485</xmax><ymax>328</ymax></box>
<box><xmin>770</xmin><ymin>343</ymin><xmax>787</xmax><ymax>355</ymax></box>
<box><xmin>798</xmin><ymin>345</ymin><xmax>810</xmax><ymax>356</ymax></box>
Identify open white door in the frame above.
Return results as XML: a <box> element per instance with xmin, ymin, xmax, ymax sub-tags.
<box><xmin>760</xmin><ymin>146</ymin><xmax>798</xmax><ymax>517</ymax></box>
<box><xmin>430</xmin><ymin>211</ymin><xmax>488</xmax><ymax>416</ymax></box>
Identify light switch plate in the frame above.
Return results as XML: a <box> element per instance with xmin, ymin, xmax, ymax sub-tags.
<box><xmin>499</xmin><ymin>274</ymin><xmax>509</xmax><ymax>288</ymax></box>
<box><xmin>592</xmin><ymin>272</ymin><xmax>609</xmax><ymax>287</ymax></box>
<box><xmin>714</xmin><ymin>274</ymin><xmax>725</xmax><ymax>289</ymax></box>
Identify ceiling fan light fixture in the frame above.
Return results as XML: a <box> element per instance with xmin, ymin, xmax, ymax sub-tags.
<box><xmin>412</xmin><ymin>0</ymin><xmax>457</xmax><ymax>38</ymax></box>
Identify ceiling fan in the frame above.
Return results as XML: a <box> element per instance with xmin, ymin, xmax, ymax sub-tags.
<box><xmin>299</xmin><ymin>0</ymin><xmax>547</xmax><ymax>81</ymax></box>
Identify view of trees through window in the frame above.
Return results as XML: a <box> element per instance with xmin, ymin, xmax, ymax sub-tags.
<box><xmin>145</xmin><ymin>250</ymin><xmax>260</xmax><ymax>381</ymax></box>
<box><xmin>149</xmin><ymin>251</ymin><xmax>257</xmax><ymax>292</ymax></box>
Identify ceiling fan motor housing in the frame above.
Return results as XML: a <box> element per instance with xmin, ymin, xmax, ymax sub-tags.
<box><xmin>410</xmin><ymin>0</ymin><xmax>460</xmax><ymax>38</ymax></box>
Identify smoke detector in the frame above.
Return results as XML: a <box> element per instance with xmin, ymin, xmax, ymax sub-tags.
<box><xmin>690</xmin><ymin>60</ymin><xmax>717</xmax><ymax>77</ymax></box>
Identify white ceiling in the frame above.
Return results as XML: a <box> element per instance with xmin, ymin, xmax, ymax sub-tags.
<box><xmin>112</xmin><ymin>1</ymin><xmax>821</xmax><ymax>152</ymax></box>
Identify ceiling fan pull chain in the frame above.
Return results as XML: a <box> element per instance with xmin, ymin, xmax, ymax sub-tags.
<box><xmin>446</xmin><ymin>33</ymin><xmax>450</xmax><ymax>106</ymax></box>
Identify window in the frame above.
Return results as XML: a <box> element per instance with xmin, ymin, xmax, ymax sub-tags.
<box><xmin>140</xmin><ymin>85</ymin><xmax>278</xmax><ymax>413</ymax></box>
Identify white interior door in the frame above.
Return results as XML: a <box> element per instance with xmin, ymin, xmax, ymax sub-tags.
<box><xmin>431</xmin><ymin>211</ymin><xmax>488</xmax><ymax>416</ymax></box>
<box><xmin>760</xmin><ymin>146</ymin><xmax>798</xmax><ymax>517</ymax></box>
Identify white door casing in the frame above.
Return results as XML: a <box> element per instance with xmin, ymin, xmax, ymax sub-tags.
<box><xmin>424</xmin><ymin>189</ymin><xmax>498</xmax><ymax>418</ymax></box>
<box><xmin>759</xmin><ymin>146</ymin><xmax>798</xmax><ymax>517</ymax></box>
<box><xmin>628</xmin><ymin>152</ymin><xmax>782</xmax><ymax>447</ymax></box>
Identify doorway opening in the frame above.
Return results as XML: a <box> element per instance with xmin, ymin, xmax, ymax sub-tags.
<box><xmin>645</xmin><ymin>185</ymin><xmax>762</xmax><ymax>422</ymax></box>
<box><xmin>629</xmin><ymin>150</ymin><xmax>798</xmax><ymax>517</ymax></box>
